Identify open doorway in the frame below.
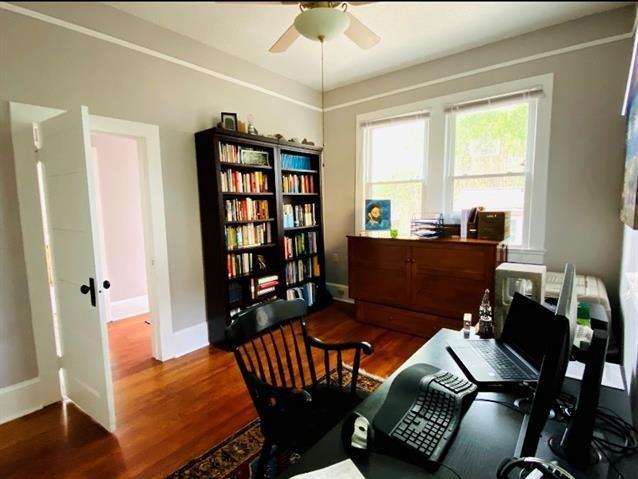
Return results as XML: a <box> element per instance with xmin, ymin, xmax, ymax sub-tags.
<box><xmin>91</xmin><ymin>133</ymin><xmax>152</xmax><ymax>376</ymax></box>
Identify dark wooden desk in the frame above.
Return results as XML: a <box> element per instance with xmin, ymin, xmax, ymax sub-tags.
<box><xmin>280</xmin><ymin>329</ymin><xmax>636</xmax><ymax>479</ymax></box>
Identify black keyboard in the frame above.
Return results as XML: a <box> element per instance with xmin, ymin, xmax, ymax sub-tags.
<box><xmin>469</xmin><ymin>341</ymin><xmax>536</xmax><ymax>380</ymax></box>
<box><xmin>385</xmin><ymin>370</ymin><xmax>477</xmax><ymax>464</ymax></box>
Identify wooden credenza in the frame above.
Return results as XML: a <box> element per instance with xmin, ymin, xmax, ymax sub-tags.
<box><xmin>347</xmin><ymin>236</ymin><xmax>506</xmax><ymax>338</ymax></box>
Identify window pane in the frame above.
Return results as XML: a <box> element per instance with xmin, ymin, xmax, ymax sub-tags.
<box><xmin>369</xmin><ymin>182</ymin><xmax>422</xmax><ymax>236</ymax></box>
<box><xmin>452</xmin><ymin>175</ymin><xmax>525</xmax><ymax>244</ymax></box>
<box><xmin>453</xmin><ymin>102</ymin><xmax>529</xmax><ymax>176</ymax></box>
<box><xmin>369</xmin><ymin>120</ymin><xmax>426</xmax><ymax>182</ymax></box>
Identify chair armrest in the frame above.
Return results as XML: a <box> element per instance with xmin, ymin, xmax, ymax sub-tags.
<box><xmin>307</xmin><ymin>336</ymin><xmax>374</xmax><ymax>355</ymax></box>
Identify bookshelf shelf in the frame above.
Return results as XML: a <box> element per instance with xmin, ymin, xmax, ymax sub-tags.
<box><xmin>223</xmin><ymin>191</ymin><xmax>273</xmax><ymax>197</ymax></box>
<box><xmin>226</xmin><ymin>243</ymin><xmax>277</xmax><ymax>253</ymax></box>
<box><xmin>195</xmin><ymin>127</ymin><xmax>326</xmax><ymax>343</ymax></box>
<box><xmin>219</xmin><ymin>161</ymin><xmax>272</xmax><ymax>171</ymax></box>
<box><xmin>284</xmin><ymin>225</ymin><xmax>319</xmax><ymax>232</ymax></box>
<box><xmin>225</xmin><ymin>219</ymin><xmax>275</xmax><ymax>225</ymax></box>
<box><xmin>281</xmin><ymin>168</ymin><xmax>318</xmax><ymax>174</ymax></box>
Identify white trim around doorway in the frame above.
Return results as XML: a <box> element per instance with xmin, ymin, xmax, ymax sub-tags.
<box><xmin>90</xmin><ymin>115</ymin><xmax>174</xmax><ymax>360</ymax></box>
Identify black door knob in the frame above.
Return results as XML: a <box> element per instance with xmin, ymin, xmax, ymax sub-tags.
<box><xmin>80</xmin><ymin>284</ymin><xmax>91</xmax><ymax>295</ymax></box>
<box><xmin>103</xmin><ymin>280</ymin><xmax>111</xmax><ymax>290</ymax></box>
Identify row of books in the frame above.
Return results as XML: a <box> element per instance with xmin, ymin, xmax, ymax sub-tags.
<box><xmin>224</xmin><ymin>198</ymin><xmax>270</xmax><ymax>222</ymax></box>
<box><xmin>283</xmin><ymin>203</ymin><xmax>316</xmax><ymax>228</ymax></box>
<box><xmin>226</xmin><ymin>252</ymin><xmax>267</xmax><ymax>278</ymax></box>
<box><xmin>219</xmin><ymin>143</ymin><xmax>270</xmax><ymax>166</ymax></box>
<box><xmin>285</xmin><ymin>257</ymin><xmax>320</xmax><ymax>286</ymax></box>
<box><xmin>284</xmin><ymin>231</ymin><xmax>318</xmax><ymax>260</ymax></box>
<box><xmin>286</xmin><ymin>282</ymin><xmax>317</xmax><ymax>307</ymax></box>
<box><xmin>225</xmin><ymin>223</ymin><xmax>272</xmax><ymax>249</ymax></box>
<box><xmin>281</xmin><ymin>153</ymin><xmax>312</xmax><ymax>171</ymax></box>
<box><xmin>220</xmin><ymin>169</ymin><xmax>269</xmax><ymax>193</ymax></box>
<box><xmin>282</xmin><ymin>174</ymin><xmax>315</xmax><ymax>194</ymax></box>
<box><xmin>250</xmin><ymin>274</ymin><xmax>279</xmax><ymax>299</ymax></box>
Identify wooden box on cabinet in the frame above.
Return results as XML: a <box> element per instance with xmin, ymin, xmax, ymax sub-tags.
<box><xmin>348</xmin><ymin>236</ymin><xmax>505</xmax><ymax>338</ymax></box>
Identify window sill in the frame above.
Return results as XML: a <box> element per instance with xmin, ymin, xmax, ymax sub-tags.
<box><xmin>506</xmin><ymin>247</ymin><xmax>545</xmax><ymax>265</ymax></box>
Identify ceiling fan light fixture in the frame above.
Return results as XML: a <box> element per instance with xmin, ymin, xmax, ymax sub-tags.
<box><xmin>294</xmin><ymin>7</ymin><xmax>350</xmax><ymax>42</ymax></box>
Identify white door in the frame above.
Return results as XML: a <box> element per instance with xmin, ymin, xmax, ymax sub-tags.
<box><xmin>37</xmin><ymin>106</ymin><xmax>116</xmax><ymax>431</ymax></box>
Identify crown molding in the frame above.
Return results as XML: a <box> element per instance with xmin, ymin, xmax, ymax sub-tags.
<box><xmin>0</xmin><ymin>2</ymin><xmax>322</xmax><ymax>112</ymax></box>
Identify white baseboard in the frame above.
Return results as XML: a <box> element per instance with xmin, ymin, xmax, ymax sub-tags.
<box><xmin>110</xmin><ymin>295</ymin><xmax>149</xmax><ymax>321</ymax></box>
<box><xmin>0</xmin><ymin>377</ymin><xmax>44</xmax><ymax>425</ymax></box>
<box><xmin>172</xmin><ymin>322</ymin><xmax>209</xmax><ymax>358</ymax></box>
<box><xmin>326</xmin><ymin>282</ymin><xmax>354</xmax><ymax>304</ymax></box>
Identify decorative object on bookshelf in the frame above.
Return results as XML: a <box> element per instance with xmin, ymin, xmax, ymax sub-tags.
<box><xmin>237</xmin><ymin>120</ymin><xmax>247</xmax><ymax>134</ymax></box>
<box><xmin>247</xmin><ymin>114</ymin><xmax>258</xmax><ymax>135</ymax></box>
<box><xmin>195</xmin><ymin>127</ymin><xmax>326</xmax><ymax>343</ymax></box>
<box><xmin>365</xmin><ymin>199</ymin><xmax>391</xmax><ymax>231</ymax></box>
<box><xmin>302</xmin><ymin>138</ymin><xmax>315</xmax><ymax>146</ymax></box>
<box><xmin>240</xmin><ymin>149</ymin><xmax>269</xmax><ymax>166</ymax></box>
<box><xmin>221</xmin><ymin>112</ymin><xmax>237</xmax><ymax>131</ymax></box>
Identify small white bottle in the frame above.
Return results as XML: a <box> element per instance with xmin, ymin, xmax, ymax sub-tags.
<box><xmin>463</xmin><ymin>313</ymin><xmax>472</xmax><ymax>338</ymax></box>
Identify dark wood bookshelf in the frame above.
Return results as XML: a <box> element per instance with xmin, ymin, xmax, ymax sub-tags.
<box><xmin>195</xmin><ymin>127</ymin><xmax>327</xmax><ymax>343</ymax></box>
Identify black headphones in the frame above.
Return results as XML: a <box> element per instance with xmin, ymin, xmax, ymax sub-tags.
<box><xmin>497</xmin><ymin>456</ymin><xmax>575</xmax><ymax>479</ymax></box>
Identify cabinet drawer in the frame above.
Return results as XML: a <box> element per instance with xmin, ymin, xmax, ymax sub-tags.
<box><xmin>355</xmin><ymin>301</ymin><xmax>459</xmax><ymax>338</ymax></box>
<box><xmin>411</xmin><ymin>244</ymin><xmax>490</xmax><ymax>281</ymax></box>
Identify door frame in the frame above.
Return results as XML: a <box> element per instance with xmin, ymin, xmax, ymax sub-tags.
<box><xmin>90</xmin><ymin>115</ymin><xmax>174</xmax><ymax>361</ymax></box>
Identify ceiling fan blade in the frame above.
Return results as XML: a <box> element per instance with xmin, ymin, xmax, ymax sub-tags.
<box><xmin>344</xmin><ymin>12</ymin><xmax>380</xmax><ymax>49</ymax></box>
<box><xmin>269</xmin><ymin>24</ymin><xmax>301</xmax><ymax>53</ymax></box>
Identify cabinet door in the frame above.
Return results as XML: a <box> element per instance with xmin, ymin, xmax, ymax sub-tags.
<box><xmin>349</xmin><ymin>239</ymin><xmax>411</xmax><ymax>307</ymax></box>
<box><xmin>409</xmin><ymin>243</ymin><xmax>491</xmax><ymax>318</ymax></box>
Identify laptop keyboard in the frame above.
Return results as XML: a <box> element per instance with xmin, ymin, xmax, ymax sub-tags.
<box><xmin>469</xmin><ymin>341</ymin><xmax>536</xmax><ymax>380</ymax></box>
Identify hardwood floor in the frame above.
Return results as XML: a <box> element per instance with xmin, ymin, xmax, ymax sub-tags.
<box><xmin>0</xmin><ymin>303</ymin><xmax>425</xmax><ymax>479</ymax></box>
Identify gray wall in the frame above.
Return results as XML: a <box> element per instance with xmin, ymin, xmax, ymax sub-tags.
<box><xmin>322</xmin><ymin>8</ymin><xmax>633</xmax><ymax>319</ymax></box>
<box><xmin>0</xmin><ymin>4</ymin><xmax>321</xmax><ymax>388</ymax></box>
<box><xmin>0</xmin><ymin>103</ymin><xmax>39</xmax><ymax>388</ymax></box>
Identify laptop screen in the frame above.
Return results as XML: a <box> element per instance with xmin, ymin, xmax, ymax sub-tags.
<box><xmin>501</xmin><ymin>293</ymin><xmax>554</xmax><ymax>371</ymax></box>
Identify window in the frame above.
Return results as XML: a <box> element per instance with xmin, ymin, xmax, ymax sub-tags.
<box><xmin>445</xmin><ymin>97</ymin><xmax>538</xmax><ymax>246</ymax></box>
<box><xmin>356</xmin><ymin>75</ymin><xmax>552</xmax><ymax>259</ymax></box>
<box><xmin>362</xmin><ymin>114</ymin><xmax>429</xmax><ymax>235</ymax></box>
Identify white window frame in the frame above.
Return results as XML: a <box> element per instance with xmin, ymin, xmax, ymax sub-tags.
<box><xmin>361</xmin><ymin>117</ymin><xmax>430</xmax><ymax>233</ymax></box>
<box><xmin>355</xmin><ymin>74</ymin><xmax>553</xmax><ymax>264</ymax></box>
<box><xmin>443</xmin><ymin>99</ymin><xmax>538</xmax><ymax>248</ymax></box>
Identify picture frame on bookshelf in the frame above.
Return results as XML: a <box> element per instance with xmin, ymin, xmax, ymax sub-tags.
<box><xmin>221</xmin><ymin>112</ymin><xmax>238</xmax><ymax>131</ymax></box>
<box><xmin>240</xmin><ymin>149</ymin><xmax>269</xmax><ymax>166</ymax></box>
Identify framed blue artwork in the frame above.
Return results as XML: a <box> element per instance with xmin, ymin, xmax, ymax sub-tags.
<box><xmin>365</xmin><ymin>199</ymin><xmax>391</xmax><ymax>231</ymax></box>
<box><xmin>622</xmin><ymin>34</ymin><xmax>638</xmax><ymax>229</ymax></box>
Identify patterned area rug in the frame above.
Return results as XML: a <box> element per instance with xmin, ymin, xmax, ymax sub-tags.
<box><xmin>167</xmin><ymin>367</ymin><xmax>384</xmax><ymax>479</ymax></box>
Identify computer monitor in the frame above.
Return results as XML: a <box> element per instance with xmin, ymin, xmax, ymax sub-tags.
<box><xmin>515</xmin><ymin>264</ymin><xmax>577</xmax><ymax>457</ymax></box>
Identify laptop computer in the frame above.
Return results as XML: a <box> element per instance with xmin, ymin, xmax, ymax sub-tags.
<box><xmin>447</xmin><ymin>293</ymin><xmax>554</xmax><ymax>386</ymax></box>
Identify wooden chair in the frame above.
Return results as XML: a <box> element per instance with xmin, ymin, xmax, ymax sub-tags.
<box><xmin>225</xmin><ymin>299</ymin><xmax>373</xmax><ymax>479</ymax></box>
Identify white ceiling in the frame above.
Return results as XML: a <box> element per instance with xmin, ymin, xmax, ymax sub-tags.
<box><xmin>107</xmin><ymin>1</ymin><xmax>629</xmax><ymax>91</ymax></box>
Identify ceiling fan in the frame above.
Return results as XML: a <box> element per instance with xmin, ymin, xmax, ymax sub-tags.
<box><xmin>267</xmin><ymin>2</ymin><xmax>381</xmax><ymax>52</ymax></box>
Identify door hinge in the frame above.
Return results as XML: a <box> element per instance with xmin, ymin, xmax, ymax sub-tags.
<box><xmin>32</xmin><ymin>123</ymin><xmax>42</xmax><ymax>151</ymax></box>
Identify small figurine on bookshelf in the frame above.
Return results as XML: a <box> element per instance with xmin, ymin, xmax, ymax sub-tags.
<box><xmin>256</xmin><ymin>254</ymin><xmax>267</xmax><ymax>271</ymax></box>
